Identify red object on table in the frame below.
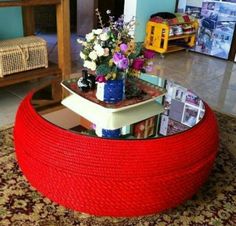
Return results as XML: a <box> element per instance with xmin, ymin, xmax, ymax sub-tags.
<box><xmin>14</xmin><ymin>92</ymin><xmax>219</xmax><ymax>217</ymax></box>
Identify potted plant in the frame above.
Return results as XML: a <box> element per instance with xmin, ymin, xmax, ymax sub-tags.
<box><xmin>77</xmin><ymin>9</ymin><xmax>142</xmax><ymax>104</ymax></box>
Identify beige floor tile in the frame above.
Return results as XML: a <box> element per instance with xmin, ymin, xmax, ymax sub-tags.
<box><xmin>0</xmin><ymin>111</ymin><xmax>16</xmax><ymax>126</ymax></box>
<box><xmin>5</xmin><ymin>81</ymin><xmax>41</xmax><ymax>99</ymax></box>
<box><xmin>159</xmin><ymin>52</ymin><xmax>229</xmax><ymax>79</ymax></box>
<box><xmin>0</xmin><ymin>90</ymin><xmax>21</xmax><ymax>112</ymax></box>
<box><xmin>0</xmin><ymin>90</ymin><xmax>21</xmax><ymax>125</ymax></box>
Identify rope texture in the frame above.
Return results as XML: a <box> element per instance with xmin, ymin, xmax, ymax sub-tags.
<box><xmin>14</xmin><ymin>92</ymin><xmax>219</xmax><ymax>217</ymax></box>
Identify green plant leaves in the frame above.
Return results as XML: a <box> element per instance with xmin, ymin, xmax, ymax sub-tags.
<box><xmin>96</xmin><ymin>64</ymin><xmax>111</xmax><ymax>75</ymax></box>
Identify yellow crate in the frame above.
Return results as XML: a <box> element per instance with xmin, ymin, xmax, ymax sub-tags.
<box><xmin>144</xmin><ymin>20</ymin><xmax>199</xmax><ymax>54</ymax></box>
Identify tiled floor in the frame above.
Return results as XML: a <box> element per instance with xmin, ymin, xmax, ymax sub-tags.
<box><xmin>1</xmin><ymin>33</ymin><xmax>236</xmax><ymax>127</ymax></box>
<box><xmin>151</xmin><ymin>51</ymin><xmax>236</xmax><ymax>115</ymax></box>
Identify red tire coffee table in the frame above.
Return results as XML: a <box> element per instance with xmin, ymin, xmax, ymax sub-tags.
<box><xmin>14</xmin><ymin>77</ymin><xmax>219</xmax><ymax>217</ymax></box>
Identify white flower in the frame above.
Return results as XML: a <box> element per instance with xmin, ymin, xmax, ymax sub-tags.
<box><xmin>94</xmin><ymin>44</ymin><xmax>101</xmax><ymax>51</ymax></box>
<box><xmin>77</xmin><ymin>38</ymin><xmax>84</xmax><ymax>44</ymax></box>
<box><xmin>94</xmin><ymin>44</ymin><xmax>105</xmax><ymax>57</ymax></box>
<box><xmin>85</xmin><ymin>32</ymin><xmax>94</xmax><ymax>41</ymax></box>
<box><xmin>93</xmin><ymin>29</ymin><xmax>103</xmax><ymax>35</ymax></box>
<box><xmin>96</xmin><ymin>48</ymin><xmax>105</xmax><ymax>57</ymax></box>
<box><xmin>89</xmin><ymin>51</ymin><xmax>98</xmax><ymax>60</ymax></box>
<box><xmin>100</xmin><ymin>32</ymin><xmax>109</xmax><ymax>41</ymax></box>
<box><xmin>84</xmin><ymin>60</ymin><xmax>96</xmax><ymax>71</ymax></box>
<box><xmin>80</xmin><ymin>51</ymin><xmax>86</xmax><ymax>60</ymax></box>
<box><xmin>83</xmin><ymin>60</ymin><xmax>89</xmax><ymax>68</ymax></box>
<box><xmin>77</xmin><ymin>38</ymin><xmax>88</xmax><ymax>47</ymax></box>
<box><xmin>89</xmin><ymin>61</ymin><xmax>97</xmax><ymax>71</ymax></box>
<box><xmin>104</xmin><ymin>48</ymin><xmax>110</xmax><ymax>56</ymax></box>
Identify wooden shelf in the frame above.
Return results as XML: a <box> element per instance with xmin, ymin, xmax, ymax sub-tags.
<box><xmin>0</xmin><ymin>63</ymin><xmax>61</xmax><ymax>88</ymax></box>
<box><xmin>167</xmin><ymin>33</ymin><xmax>196</xmax><ymax>41</ymax></box>
<box><xmin>0</xmin><ymin>0</ymin><xmax>60</xmax><ymax>7</ymax></box>
<box><xmin>0</xmin><ymin>0</ymin><xmax>71</xmax><ymax>110</ymax></box>
<box><xmin>0</xmin><ymin>0</ymin><xmax>71</xmax><ymax>83</ymax></box>
<box><xmin>166</xmin><ymin>45</ymin><xmax>186</xmax><ymax>53</ymax></box>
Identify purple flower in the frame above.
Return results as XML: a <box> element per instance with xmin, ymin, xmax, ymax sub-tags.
<box><xmin>113</xmin><ymin>52</ymin><xmax>129</xmax><ymax>70</ymax></box>
<box><xmin>144</xmin><ymin>62</ymin><xmax>154</xmax><ymax>73</ymax></box>
<box><xmin>120</xmin><ymin>43</ymin><xmax>128</xmax><ymax>53</ymax></box>
<box><xmin>117</xmin><ymin>57</ymin><xmax>129</xmax><ymax>70</ymax></box>
<box><xmin>113</xmin><ymin>52</ymin><xmax>123</xmax><ymax>64</ymax></box>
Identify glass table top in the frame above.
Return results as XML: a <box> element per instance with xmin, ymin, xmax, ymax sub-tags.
<box><xmin>119</xmin><ymin>73</ymin><xmax>205</xmax><ymax>139</ymax></box>
<box><xmin>40</xmin><ymin>72</ymin><xmax>205</xmax><ymax>139</ymax></box>
<box><xmin>151</xmin><ymin>74</ymin><xmax>205</xmax><ymax>137</ymax></box>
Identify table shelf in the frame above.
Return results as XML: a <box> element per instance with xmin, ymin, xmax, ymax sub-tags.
<box><xmin>62</xmin><ymin>94</ymin><xmax>164</xmax><ymax>130</ymax></box>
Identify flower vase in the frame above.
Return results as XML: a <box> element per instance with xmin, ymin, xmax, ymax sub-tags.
<box><xmin>96</xmin><ymin>78</ymin><xmax>125</xmax><ymax>104</ymax></box>
<box><xmin>95</xmin><ymin>125</ymin><xmax>121</xmax><ymax>138</ymax></box>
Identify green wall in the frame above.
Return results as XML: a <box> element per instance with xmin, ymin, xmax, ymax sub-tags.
<box><xmin>135</xmin><ymin>0</ymin><xmax>176</xmax><ymax>42</ymax></box>
<box><xmin>0</xmin><ymin>7</ymin><xmax>23</xmax><ymax>40</ymax></box>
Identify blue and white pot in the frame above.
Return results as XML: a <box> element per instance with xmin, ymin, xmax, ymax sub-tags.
<box><xmin>96</xmin><ymin>79</ymin><xmax>125</xmax><ymax>104</ymax></box>
<box><xmin>95</xmin><ymin>126</ymin><xmax>121</xmax><ymax>138</ymax></box>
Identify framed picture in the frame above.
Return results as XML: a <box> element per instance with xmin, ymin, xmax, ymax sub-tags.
<box><xmin>185</xmin><ymin>90</ymin><xmax>201</xmax><ymax>106</ymax></box>
<box><xmin>169</xmin><ymin>99</ymin><xmax>185</xmax><ymax>123</ymax></box>
<box><xmin>173</xmin><ymin>85</ymin><xmax>187</xmax><ymax>102</ymax></box>
<box><xmin>182</xmin><ymin>104</ymin><xmax>199</xmax><ymax>127</ymax></box>
<box><xmin>159</xmin><ymin>114</ymin><xmax>169</xmax><ymax>136</ymax></box>
<box><xmin>165</xmin><ymin>81</ymin><xmax>175</xmax><ymax>100</ymax></box>
<box><xmin>166</xmin><ymin>118</ymin><xmax>189</xmax><ymax>135</ymax></box>
<box><xmin>158</xmin><ymin>115</ymin><xmax>189</xmax><ymax>136</ymax></box>
<box><xmin>163</xmin><ymin>81</ymin><xmax>174</xmax><ymax>115</ymax></box>
<box><xmin>185</xmin><ymin>5</ymin><xmax>202</xmax><ymax>18</ymax></box>
<box><xmin>181</xmin><ymin>0</ymin><xmax>236</xmax><ymax>59</ymax></box>
<box><xmin>222</xmin><ymin>0</ymin><xmax>236</xmax><ymax>3</ymax></box>
<box><xmin>197</xmin><ymin>110</ymin><xmax>205</xmax><ymax>122</ymax></box>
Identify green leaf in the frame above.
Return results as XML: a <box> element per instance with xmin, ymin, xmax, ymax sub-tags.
<box><xmin>129</xmin><ymin>42</ymin><xmax>143</xmax><ymax>59</ymax></box>
<box><xmin>96</xmin><ymin>64</ymin><xmax>111</xmax><ymax>75</ymax></box>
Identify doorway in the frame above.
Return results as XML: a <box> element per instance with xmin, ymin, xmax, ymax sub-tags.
<box><xmin>34</xmin><ymin>0</ymin><xmax>77</xmax><ymax>33</ymax></box>
<box><xmin>77</xmin><ymin>0</ymin><xmax>125</xmax><ymax>36</ymax></box>
<box><xmin>34</xmin><ymin>0</ymin><xmax>124</xmax><ymax>35</ymax></box>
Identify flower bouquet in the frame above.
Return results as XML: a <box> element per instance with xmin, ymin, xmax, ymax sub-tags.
<box><xmin>77</xmin><ymin>9</ymin><xmax>143</xmax><ymax>104</ymax></box>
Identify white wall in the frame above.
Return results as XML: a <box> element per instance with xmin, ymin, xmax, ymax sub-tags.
<box><xmin>124</xmin><ymin>0</ymin><xmax>137</xmax><ymax>22</ymax></box>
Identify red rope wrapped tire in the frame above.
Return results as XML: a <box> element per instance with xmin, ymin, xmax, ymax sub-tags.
<box><xmin>14</xmin><ymin>92</ymin><xmax>219</xmax><ymax>217</ymax></box>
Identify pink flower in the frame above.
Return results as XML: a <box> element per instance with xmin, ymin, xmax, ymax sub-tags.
<box><xmin>96</xmin><ymin>75</ymin><xmax>107</xmax><ymax>83</ymax></box>
<box><xmin>132</xmin><ymin>58</ymin><xmax>144</xmax><ymax>70</ymax></box>
<box><xmin>144</xmin><ymin>49</ymin><xmax>156</xmax><ymax>59</ymax></box>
